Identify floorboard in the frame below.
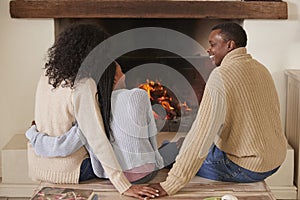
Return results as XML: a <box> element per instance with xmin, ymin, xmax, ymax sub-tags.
<box><xmin>34</xmin><ymin>169</ymin><xmax>276</xmax><ymax>200</ymax></box>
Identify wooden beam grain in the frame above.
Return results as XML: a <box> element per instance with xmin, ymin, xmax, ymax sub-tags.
<box><xmin>9</xmin><ymin>0</ymin><xmax>288</xmax><ymax>19</ymax></box>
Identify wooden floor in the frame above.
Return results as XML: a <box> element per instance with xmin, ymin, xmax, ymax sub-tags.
<box><xmin>33</xmin><ymin>169</ymin><xmax>276</xmax><ymax>200</ymax></box>
<box><xmin>0</xmin><ymin>199</ymin><xmax>29</xmax><ymax>200</ymax></box>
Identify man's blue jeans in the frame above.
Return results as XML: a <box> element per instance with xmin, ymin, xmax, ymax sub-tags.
<box><xmin>196</xmin><ymin>145</ymin><xmax>279</xmax><ymax>182</ymax></box>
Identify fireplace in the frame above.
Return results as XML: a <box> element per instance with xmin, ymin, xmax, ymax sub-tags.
<box><xmin>55</xmin><ymin>18</ymin><xmax>242</xmax><ymax>132</ymax></box>
<box><xmin>118</xmin><ymin>48</ymin><xmax>211</xmax><ymax>132</ymax></box>
<box><xmin>9</xmin><ymin>0</ymin><xmax>288</xmax><ymax>133</ymax></box>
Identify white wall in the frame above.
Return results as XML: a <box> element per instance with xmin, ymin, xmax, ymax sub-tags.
<box><xmin>0</xmin><ymin>0</ymin><xmax>299</xmax><ymax>177</ymax></box>
<box><xmin>244</xmin><ymin>0</ymin><xmax>300</xmax><ymax>129</ymax></box>
<box><xmin>0</xmin><ymin>0</ymin><xmax>53</xmax><ymax>176</ymax></box>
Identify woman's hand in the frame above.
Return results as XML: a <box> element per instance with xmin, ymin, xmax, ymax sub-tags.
<box><xmin>123</xmin><ymin>185</ymin><xmax>160</xmax><ymax>199</ymax></box>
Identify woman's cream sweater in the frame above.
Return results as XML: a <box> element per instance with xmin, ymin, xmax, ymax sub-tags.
<box><xmin>28</xmin><ymin>74</ymin><xmax>131</xmax><ymax>193</ymax></box>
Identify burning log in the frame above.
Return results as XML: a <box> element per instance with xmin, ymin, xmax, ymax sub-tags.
<box><xmin>139</xmin><ymin>80</ymin><xmax>191</xmax><ymax>120</ymax></box>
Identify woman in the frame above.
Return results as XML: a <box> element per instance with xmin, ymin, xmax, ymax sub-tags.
<box><xmin>28</xmin><ymin>23</ymin><xmax>160</xmax><ymax>199</ymax></box>
<box><xmin>27</xmin><ymin>62</ymin><xmax>170</xmax><ymax>184</ymax></box>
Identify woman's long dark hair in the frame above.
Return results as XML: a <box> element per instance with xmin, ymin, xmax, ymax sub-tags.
<box><xmin>97</xmin><ymin>62</ymin><xmax>117</xmax><ymax>141</ymax></box>
<box><xmin>44</xmin><ymin>23</ymin><xmax>108</xmax><ymax>88</ymax></box>
<box><xmin>44</xmin><ymin>23</ymin><xmax>115</xmax><ymax>140</ymax></box>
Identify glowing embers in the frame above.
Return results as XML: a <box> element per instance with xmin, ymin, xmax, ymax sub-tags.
<box><xmin>139</xmin><ymin>80</ymin><xmax>192</xmax><ymax>120</ymax></box>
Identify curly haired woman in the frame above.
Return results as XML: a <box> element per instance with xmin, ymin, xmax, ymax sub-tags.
<box><xmin>27</xmin><ymin>23</ymin><xmax>160</xmax><ymax>199</ymax></box>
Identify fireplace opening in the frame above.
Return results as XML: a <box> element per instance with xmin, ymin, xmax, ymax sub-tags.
<box><xmin>55</xmin><ymin>18</ymin><xmax>238</xmax><ymax>132</ymax></box>
<box><xmin>139</xmin><ymin>79</ymin><xmax>187</xmax><ymax>121</ymax></box>
<box><xmin>117</xmin><ymin>48</ymin><xmax>214</xmax><ymax>132</ymax></box>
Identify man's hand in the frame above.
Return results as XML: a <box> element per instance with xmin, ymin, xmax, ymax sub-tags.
<box><xmin>148</xmin><ymin>183</ymin><xmax>168</xmax><ymax>198</ymax></box>
<box><xmin>123</xmin><ymin>185</ymin><xmax>160</xmax><ymax>199</ymax></box>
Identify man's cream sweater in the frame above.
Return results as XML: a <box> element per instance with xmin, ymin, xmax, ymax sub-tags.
<box><xmin>28</xmin><ymin>74</ymin><xmax>131</xmax><ymax>193</ymax></box>
<box><xmin>161</xmin><ymin>47</ymin><xmax>288</xmax><ymax>195</ymax></box>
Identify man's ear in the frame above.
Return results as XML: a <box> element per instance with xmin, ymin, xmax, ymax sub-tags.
<box><xmin>227</xmin><ymin>40</ymin><xmax>236</xmax><ymax>51</ymax></box>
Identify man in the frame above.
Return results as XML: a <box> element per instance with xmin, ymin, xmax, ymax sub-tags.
<box><xmin>151</xmin><ymin>22</ymin><xmax>287</xmax><ymax>197</ymax></box>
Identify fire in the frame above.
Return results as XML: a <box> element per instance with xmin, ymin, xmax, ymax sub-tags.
<box><xmin>139</xmin><ymin>80</ymin><xmax>191</xmax><ymax>120</ymax></box>
<box><xmin>180</xmin><ymin>101</ymin><xmax>192</xmax><ymax>111</ymax></box>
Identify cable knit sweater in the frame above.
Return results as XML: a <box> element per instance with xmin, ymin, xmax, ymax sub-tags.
<box><xmin>27</xmin><ymin>88</ymin><xmax>164</xmax><ymax>182</ymax></box>
<box><xmin>28</xmin><ymin>74</ymin><xmax>131</xmax><ymax>193</ymax></box>
<box><xmin>161</xmin><ymin>47</ymin><xmax>288</xmax><ymax>195</ymax></box>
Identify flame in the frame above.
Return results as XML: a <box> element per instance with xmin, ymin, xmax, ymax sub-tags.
<box><xmin>139</xmin><ymin>81</ymin><xmax>154</xmax><ymax>100</ymax></box>
<box><xmin>180</xmin><ymin>101</ymin><xmax>192</xmax><ymax>111</ymax></box>
<box><xmin>139</xmin><ymin>80</ymin><xmax>191</xmax><ymax>120</ymax></box>
<box><xmin>161</xmin><ymin>101</ymin><xmax>174</xmax><ymax>111</ymax></box>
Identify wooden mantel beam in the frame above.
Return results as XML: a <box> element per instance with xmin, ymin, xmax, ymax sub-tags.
<box><xmin>10</xmin><ymin>0</ymin><xmax>288</xmax><ymax>19</ymax></box>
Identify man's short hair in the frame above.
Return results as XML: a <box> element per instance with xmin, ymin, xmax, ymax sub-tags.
<box><xmin>212</xmin><ymin>23</ymin><xmax>247</xmax><ymax>48</ymax></box>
